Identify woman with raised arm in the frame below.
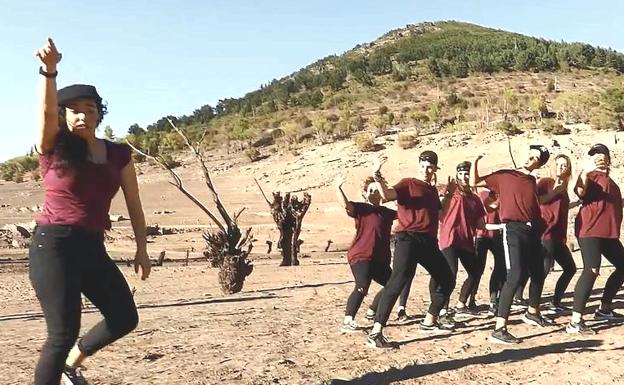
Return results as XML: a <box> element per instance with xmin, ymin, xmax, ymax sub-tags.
<box><xmin>515</xmin><ymin>155</ymin><xmax>577</xmax><ymax>313</ymax></box>
<box><xmin>30</xmin><ymin>38</ymin><xmax>151</xmax><ymax>384</ymax></box>
<box><xmin>336</xmin><ymin>175</ymin><xmax>396</xmax><ymax>333</ymax></box>
<box><xmin>566</xmin><ymin>144</ymin><xmax>624</xmax><ymax>335</ymax></box>
<box><xmin>433</xmin><ymin>161</ymin><xmax>487</xmax><ymax>317</ymax></box>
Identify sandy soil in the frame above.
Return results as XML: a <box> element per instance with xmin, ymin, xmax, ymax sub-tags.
<box><xmin>2</xmin><ymin>125</ymin><xmax>624</xmax><ymax>385</ymax></box>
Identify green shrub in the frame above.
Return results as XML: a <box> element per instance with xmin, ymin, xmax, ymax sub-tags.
<box><xmin>496</xmin><ymin>121</ymin><xmax>523</xmax><ymax>136</ymax></box>
<box><xmin>353</xmin><ymin>133</ymin><xmax>376</xmax><ymax>152</ymax></box>
<box><xmin>397</xmin><ymin>133</ymin><xmax>419</xmax><ymax>149</ymax></box>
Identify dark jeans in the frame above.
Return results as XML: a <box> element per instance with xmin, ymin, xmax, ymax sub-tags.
<box><xmin>514</xmin><ymin>240</ymin><xmax>577</xmax><ymax>305</ymax></box>
<box><xmin>573</xmin><ymin>238</ymin><xmax>624</xmax><ymax>313</ymax></box>
<box><xmin>29</xmin><ymin>224</ymin><xmax>138</xmax><ymax>385</ymax></box>
<box><xmin>475</xmin><ymin>236</ymin><xmax>506</xmax><ymax>305</ymax></box>
<box><xmin>430</xmin><ymin>246</ymin><xmax>482</xmax><ymax>308</ymax></box>
<box><xmin>346</xmin><ymin>259</ymin><xmax>392</xmax><ymax>317</ymax></box>
<box><xmin>497</xmin><ymin>222</ymin><xmax>545</xmax><ymax>319</ymax></box>
<box><xmin>374</xmin><ymin>232</ymin><xmax>455</xmax><ymax>326</ymax></box>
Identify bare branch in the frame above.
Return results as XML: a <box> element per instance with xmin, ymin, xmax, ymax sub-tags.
<box><xmin>234</xmin><ymin>207</ymin><xmax>246</xmax><ymax>221</ymax></box>
<box><xmin>253</xmin><ymin>178</ymin><xmax>271</xmax><ymax>205</ymax></box>
<box><xmin>126</xmin><ymin>140</ymin><xmax>226</xmax><ymax>233</ymax></box>
<box><xmin>167</xmin><ymin>118</ymin><xmax>235</xmax><ymax>230</ymax></box>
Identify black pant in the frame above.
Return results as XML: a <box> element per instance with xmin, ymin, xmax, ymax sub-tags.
<box><xmin>572</xmin><ymin>238</ymin><xmax>624</xmax><ymax>313</ymax></box>
<box><xmin>474</xmin><ymin>236</ymin><xmax>506</xmax><ymax>305</ymax></box>
<box><xmin>29</xmin><ymin>225</ymin><xmax>139</xmax><ymax>385</ymax></box>
<box><xmin>430</xmin><ymin>246</ymin><xmax>482</xmax><ymax>307</ymax></box>
<box><xmin>374</xmin><ymin>232</ymin><xmax>455</xmax><ymax>326</ymax></box>
<box><xmin>346</xmin><ymin>260</ymin><xmax>392</xmax><ymax>317</ymax></box>
<box><xmin>514</xmin><ymin>240</ymin><xmax>577</xmax><ymax>305</ymax></box>
<box><xmin>497</xmin><ymin>222</ymin><xmax>546</xmax><ymax>319</ymax></box>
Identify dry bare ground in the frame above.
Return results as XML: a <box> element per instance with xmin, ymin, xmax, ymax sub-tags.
<box><xmin>2</xmin><ymin>125</ymin><xmax>624</xmax><ymax>385</ymax></box>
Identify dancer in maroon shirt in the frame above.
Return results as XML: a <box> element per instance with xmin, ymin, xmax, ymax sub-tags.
<box><xmin>472</xmin><ymin>145</ymin><xmax>553</xmax><ymax>344</ymax></box>
<box><xmin>29</xmin><ymin>38</ymin><xmax>150</xmax><ymax>385</ymax></box>
<box><xmin>336</xmin><ymin>175</ymin><xmax>396</xmax><ymax>333</ymax></box>
<box><xmin>567</xmin><ymin>144</ymin><xmax>624</xmax><ymax>334</ymax></box>
<box><xmin>366</xmin><ymin>151</ymin><xmax>456</xmax><ymax>348</ymax></box>
<box><xmin>514</xmin><ymin>155</ymin><xmax>576</xmax><ymax>313</ymax></box>
<box><xmin>432</xmin><ymin>161</ymin><xmax>486</xmax><ymax>316</ymax></box>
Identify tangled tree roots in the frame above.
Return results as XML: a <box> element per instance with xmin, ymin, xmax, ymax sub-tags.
<box><xmin>203</xmin><ymin>228</ymin><xmax>253</xmax><ymax>294</ymax></box>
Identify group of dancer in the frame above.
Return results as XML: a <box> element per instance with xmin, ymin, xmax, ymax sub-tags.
<box><xmin>338</xmin><ymin>143</ymin><xmax>624</xmax><ymax>347</ymax></box>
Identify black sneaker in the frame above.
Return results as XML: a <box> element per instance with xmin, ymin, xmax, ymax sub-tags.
<box><xmin>366</xmin><ymin>332</ymin><xmax>397</xmax><ymax>349</ymax></box>
<box><xmin>62</xmin><ymin>366</ymin><xmax>88</xmax><ymax>385</ymax></box>
<box><xmin>594</xmin><ymin>309</ymin><xmax>624</xmax><ymax>321</ymax></box>
<box><xmin>566</xmin><ymin>320</ymin><xmax>596</xmax><ymax>335</ymax></box>
<box><xmin>488</xmin><ymin>304</ymin><xmax>498</xmax><ymax>317</ymax></box>
<box><xmin>455</xmin><ymin>306</ymin><xmax>479</xmax><ymax>317</ymax></box>
<box><xmin>511</xmin><ymin>298</ymin><xmax>529</xmax><ymax>310</ymax></box>
<box><xmin>419</xmin><ymin>320</ymin><xmax>454</xmax><ymax>333</ymax></box>
<box><xmin>396</xmin><ymin>308</ymin><xmax>412</xmax><ymax>324</ymax></box>
<box><xmin>522</xmin><ymin>312</ymin><xmax>555</xmax><ymax>327</ymax></box>
<box><xmin>489</xmin><ymin>327</ymin><xmax>520</xmax><ymax>344</ymax></box>
<box><xmin>543</xmin><ymin>303</ymin><xmax>571</xmax><ymax>315</ymax></box>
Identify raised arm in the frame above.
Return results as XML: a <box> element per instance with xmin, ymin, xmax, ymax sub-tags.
<box><xmin>574</xmin><ymin>157</ymin><xmax>595</xmax><ymax>198</ymax></box>
<box><xmin>35</xmin><ymin>38</ymin><xmax>62</xmax><ymax>154</ymax></box>
<box><xmin>538</xmin><ymin>177</ymin><xmax>566</xmax><ymax>204</ymax></box>
<box><xmin>440</xmin><ymin>176</ymin><xmax>457</xmax><ymax>215</ymax></box>
<box><xmin>471</xmin><ymin>155</ymin><xmax>487</xmax><ymax>187</ymax></box>
<box><xmin>372</xmin><ymin>155</ymin><xmax>397</xmax><ymax>201</ymax></box>
<box><xmin>335</xmin><ymin>175</ymin><xmax>354</xmax><ymax>213</ymax></box>
<box><xmin>120</xmin><ymin>158</ymin><xmax>151</xmax><ymax>280</ymax></box>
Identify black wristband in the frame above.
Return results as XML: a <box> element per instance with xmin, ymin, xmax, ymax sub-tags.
<box><xmin>39</xmin><ymin>67</ymin><xmax>58</xmax><ymax>78</ymax></box>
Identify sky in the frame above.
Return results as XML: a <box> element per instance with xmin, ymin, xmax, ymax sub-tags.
<box><xmin>1</xmin><ymin>0</ymin><xmax>623</xmax><ymax>161</ymax></box>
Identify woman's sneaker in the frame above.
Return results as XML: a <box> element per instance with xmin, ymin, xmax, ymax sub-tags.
<box><xmin>365</xmin><ymin>309</ymin><xmax>376</xmax><ymax>321</ymax></box>
<box><xmin>396</xmin><ymin>308</ymin><xmax>412</xmax><ymax>324</ymax></box>
<box><xmin>594</xmin><ymin>309</ymin><xmax>624</xmax><ymax>321</ymax></box>
<box><xmin>341</xmin><ymin>320</ymin><xmax>360</xmax><ymax>333</ymax></box>
<box><xmin>566</xmin><ymin>320</ymin><xmax>596</xmax><ymax>335</ymax></box>
<box><xmin>511</xmin><ymin>298</ymin><xmax>529</xmax><ymax>310</ymax></box>
<box><xmin>419</xmin><ymin>320</ymin><xmax>454</xmax><ymax>333</ymax></box>
<box><xmin>522</xmin><ymin>312</ymin><xmax>555</xmax><ymax>327</ymax></box>
<box><xmin>366</xmin><ymin>332</ymin><xmax>397</xmax><ymax>349</ymax></box>
<box><xmin>62</xmin><ymin>366</ymin><xmax>88</xmax><ymax>385</ymax></box>
<box><xmin>489</xmin><ymin>327</ymin><xmax>520</xmax><ymax>344</ymax></box>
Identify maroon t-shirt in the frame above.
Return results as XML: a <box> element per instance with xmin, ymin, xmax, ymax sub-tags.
<box><xmin>393</xmin><ymin>178</ymin><xmax>441</xmax><ymax>237</ymax></box>
<box><xmin>346</xmin><ymin>202</ymin><xmax>396</xmax><ymax>265</ymax></box>
<box><xmin>483</xmin><ymin>170</ymin><xmax>540</xmax><ymax>223</ymax></box>
<box><xmin>476</xmin><ymin>191</ymin><xmax>500</xmax><ymax>239</ymax></box>
<box><xmin>37</xmin><ymin>140</ymin><xmax>132</xmax><ymax>231</ymax></box>
<box><xmin>538</xmin><ymin>177</ymin><xmax>570</xmax><ymax>243</ymax></box>
<box><xmin>575</xmin><ymin>171</ymin><xmax>623</xmax><ymax>239</ymax></box>
<box><xmin>439</xmin><ymin>190</ymin><xmax>486</xmax><ymax>252</ymax></box>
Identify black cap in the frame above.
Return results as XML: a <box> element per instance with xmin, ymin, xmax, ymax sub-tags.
<box><xmin>419</xmin><ymin>150</ymin><xmax>438</xmax><ymax>166</ymax></box>
<box><xmin>529</xmin><ymin>145</ymin><xmax>550</xmax><ymax>166</ymax></box>
<box><xmin>456</xmin><ymin>161</ymin><xmax>471</xmax><ymax>172</ymax></box>
<box><xmin>57</xmin><ymin>84</ymin><xmax>102</xmax><ymax>106</ymax></box>
<box><xmin>588</xmin><ymin>143</ymin><xmax>610</xmax><ymax>158</ymax></box>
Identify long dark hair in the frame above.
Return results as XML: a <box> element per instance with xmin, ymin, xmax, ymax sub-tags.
<box><xmin>51</xmin><ymin>100</ymin><xmax>107</xmax><ymax>172</ymax></box>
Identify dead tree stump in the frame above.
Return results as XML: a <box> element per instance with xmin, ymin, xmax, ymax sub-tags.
<box><xmin>128</xmin><ymin>119</ymin><xmax>254</xmax><ymax>294</ymax></box>
<box><xmin>270</xmin><ymin>192</ymin><xmax>311</xmax><ymax>266</ymax></box>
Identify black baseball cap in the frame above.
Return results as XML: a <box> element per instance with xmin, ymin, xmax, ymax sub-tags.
<box><xmin>419</xmin><ymin>150</ymin><xmax>438</xmax><ymax>166</ymax></box>
<box><xmin>58</xmin><ymin>84</ymin><xmax>102</xmax><ymax>106</ymax></box>
<box><xmin>529</xmin><ymin>145</ymin><xmax>550</xmax><ymax>166</ymax></box>
<box><xmin>456</xmin><ymin>161</ymin><xmax>471</xmax><ymax>172</ymax></box>
<box><xmin>588</xmin><ymin>143</ymin><xmax>610</xmax><ymax>158</ymax></box>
